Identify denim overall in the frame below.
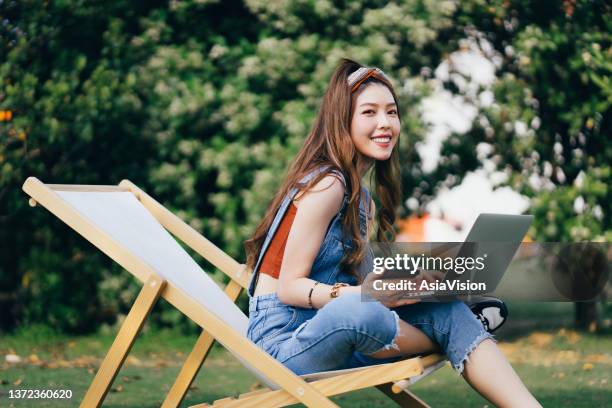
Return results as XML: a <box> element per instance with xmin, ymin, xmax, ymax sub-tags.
<box><xmin>246</xmin><ymin>166</ymin><xmax>494</xmax><ymax>376</ymax></box>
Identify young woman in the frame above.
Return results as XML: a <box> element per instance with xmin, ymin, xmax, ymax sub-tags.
<box><xmin>244</xmin><ymin>59</ymin><xmax>541</xmax><ymax>407</ymax></box>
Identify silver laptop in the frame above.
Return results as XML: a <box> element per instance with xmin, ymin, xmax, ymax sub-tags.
<box><xmin>410</xmin><ymin>213</ymin><xmax>534</xmax><ymax>300</ymax></box>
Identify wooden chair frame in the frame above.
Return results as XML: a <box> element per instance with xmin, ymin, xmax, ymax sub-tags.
<box><xmin>23</xmin><ymin>177</ymin><xmax>446</xmax><ymax>408</ymax></box>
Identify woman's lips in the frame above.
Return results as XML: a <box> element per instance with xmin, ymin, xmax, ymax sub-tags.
<box><xmin>371</xmin><ymin>136</ymin><xmax>391</xmax><ymax>148</ymax></box>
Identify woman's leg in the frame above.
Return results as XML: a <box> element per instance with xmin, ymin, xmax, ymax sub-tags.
<box><xmin>462</xmin><ymin>338</ymin><xmax>542</xmax><ymax>407</ymax></box>
<box><xmin>367</xmin><ymin>318</ymin><xmax>438</xmax><ymax>358</ymax></box>
<box><xmin>370</xmin><ymin>301</ymin><xmax>542</xmax><ymax>407</ymax></box>
<box><xmin>271</xmin><ymin>294</ymin><xmax>540</xmax><ymax>407</ymax></box>
<box><xmin>368</xmin><ymin>329</ymin><xmax>541</xmax><ymax>407</ymax></box>
<box><xmin>272</xmin><ymin>293</ymin><xmax>404</xmax><ymax>375</ymax></box>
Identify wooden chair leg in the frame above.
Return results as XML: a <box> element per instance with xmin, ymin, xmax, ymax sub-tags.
<box><xmin>376</xmin><ymin>383</ymin><xmax>431</xmax><ymax>408</ymax></box>
<box><xmin>162</xmin><ymin>280</ymin><xmax>243</xmax><ymax>408</ymax></box>
<box><xmin>80</xmin><ymin>276</ymin><xmax>166</xmax><ymax>408</ymax></box>
<box><xmin>162</xmin><ymin>329</ymin><xmax>215</xmax><ymax>408</ymax></box>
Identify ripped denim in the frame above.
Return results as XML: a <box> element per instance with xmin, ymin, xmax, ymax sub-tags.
<box><xmin>247</xmin><ymin>292</ymin><xmax>494</xmax><ymax>376</ymax></box>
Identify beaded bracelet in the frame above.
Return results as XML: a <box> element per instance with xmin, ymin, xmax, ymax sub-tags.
<box><xmin>330</xmin><ymin>282</ymin><xmax>349</xmax><ymax>298</ymax></box>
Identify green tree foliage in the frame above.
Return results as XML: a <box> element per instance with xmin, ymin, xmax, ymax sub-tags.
<box><xmin>458</xmin><ymin>0</ymin><xmax>611</xmax><ymax>242</ymax></box>
<box><xmin>1</xmin><ymin>0</ymin><xmax>609</xmax><ymax>332</ymax></box>
<box><xmin>1</xmin><ymin>1</ymin><xmax>162</xmax><ymax>332</ymax></box>
<box><xmin>443</xmin><ymin>0</ymin><xmax>611</xmax><ymax>330</ymax></box>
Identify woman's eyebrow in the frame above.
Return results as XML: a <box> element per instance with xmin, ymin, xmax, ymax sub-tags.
<box><xmin>359</xmin><ymin>102</ymin><xmax>397</xmax><ymax>107</ymax></box>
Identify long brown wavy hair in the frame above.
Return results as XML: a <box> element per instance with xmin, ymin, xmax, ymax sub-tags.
<box><xmin>244</xmin><ymin>58</ymin><xmax>402</xmax><ymax>281</ymax></box>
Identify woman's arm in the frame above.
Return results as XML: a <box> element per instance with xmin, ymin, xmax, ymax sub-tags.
<box><xmin>277</xmin><ymin>174</ymin><xmax>359</xmax><ymax>308</ymax></box>
<box><xmin>277</xmin><ymin>178</ymin><xmax>423</xmax><ymax>309</ymax></box>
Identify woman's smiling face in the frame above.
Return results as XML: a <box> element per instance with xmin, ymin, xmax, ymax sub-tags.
<box><xmin>350</xmin><ymin>83</ymin><xmax>400</xmax><ymax>164</ymax></box>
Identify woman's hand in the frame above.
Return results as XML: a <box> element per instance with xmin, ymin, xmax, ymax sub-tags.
<box><xmin>361</xmin><ymin>269</ymin><xmax>445</xmax><ymax>308</ymax></box>
<box><xmin>413</xmin><ymin>269</ymin><xmax>446</xmax><ymax>288</ymax></box>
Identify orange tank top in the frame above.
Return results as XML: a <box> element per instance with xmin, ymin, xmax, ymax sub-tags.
<box><xmin>259</xmin><ymin>202</ymin><xmax>298</xmax><ymax>279</ymax></box>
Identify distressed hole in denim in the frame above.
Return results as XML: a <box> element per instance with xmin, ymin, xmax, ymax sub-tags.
<box><xmin>371</xmin><ymin>310</ymin><xmax>401</xmax><ymax>353</ymax></box>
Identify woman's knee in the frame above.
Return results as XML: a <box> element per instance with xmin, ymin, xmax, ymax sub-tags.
<box><xmin>448</xmin><ymin>301</ymin><xmax>481</xmax><ymax>327</ymax></box>
<box><xmin>431</xmin><ymin>301</ymin><xmax>485</xmax><ymax>347</ymax></box>
<box><xmin>428</xmin><ymin>301</ymin><xmax>473</xmax><ymax>322</ymax></box>
<box><xmin>447</xmin><ymin>300</ymin><xmax>472</xmax><ymax>317</ymax></box>
<box><xmin>433</xmin><ymin>301</ymin><xmax>475</xmax><ymax>326</ymax></box>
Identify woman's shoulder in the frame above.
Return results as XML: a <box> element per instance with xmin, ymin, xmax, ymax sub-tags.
<box><xmin>295</xmin><ymin>166</ymin><xmax>346</xmax><ymax>192</ymax></box>
<box><xmin>327</xmin><ymin>168</ymin><xmax>347</xmax><ymax>189</ymax></box>
<box><xmin>294</xmin><ymin>173</ymin><xmax>345</xmax><ymax>205</ymax></box>
<box><xmin>297</xmin><ymin>165</ymin><xmax>346</xmax><ymax>186</ymax></box>
<box><xmin>293</xmin><ymin>166</ymin><xmax>346</xmax><ymax>209</ymax></box>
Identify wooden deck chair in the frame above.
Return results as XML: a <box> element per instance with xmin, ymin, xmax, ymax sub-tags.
<box><xmin>22</xmin><ymin>177</ymin><xmax>447</xmax><ymax>408</ymax></box>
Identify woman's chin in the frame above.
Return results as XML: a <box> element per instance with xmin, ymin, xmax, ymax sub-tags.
<box><xmin>367</xmin><ymin>151</ymin><xmax>393</xmax><ymax>161</ymax></box>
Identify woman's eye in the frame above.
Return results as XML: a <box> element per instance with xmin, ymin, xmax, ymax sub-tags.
<box><xmin>388</xmin><ymin>110</ymin><xmax>398</xmax><ymax>115</ymax></box>
<box><xmin>363</xmin><ymin>110</ymin><xmax>375</xmax><ymax>114</ymax></box>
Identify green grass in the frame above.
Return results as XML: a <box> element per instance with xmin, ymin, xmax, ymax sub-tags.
<box><xmin>1</xmin><ymin>305</ymin><xmax>610</xmax><ymax>407</ymax></box>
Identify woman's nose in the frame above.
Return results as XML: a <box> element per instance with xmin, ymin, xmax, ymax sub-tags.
<box><xmin>378</xmin><ymin>112</ymin><xmax>391</xmax><ymax>129</ymax></box>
